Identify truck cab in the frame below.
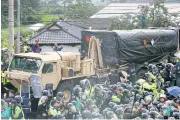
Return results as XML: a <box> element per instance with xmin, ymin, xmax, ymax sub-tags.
<box><xmin>6</xmin><ymin>51</ymin><xmax>95</xmax><ymax>101</ymax></box>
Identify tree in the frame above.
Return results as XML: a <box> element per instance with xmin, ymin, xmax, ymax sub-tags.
<box><xmin>110</xmin><ymin>0</ymin><xmax>179</xmax><ymax>30</ymax></box>
<box><xmin>138</xmin><ymin>0</ymin><xmax>173</xmax><ymax>27</ymax></box>
<box><xmin>66</xmin><ymin>3</ymin><xmax>98</xmax><ymax>19</ymax></box>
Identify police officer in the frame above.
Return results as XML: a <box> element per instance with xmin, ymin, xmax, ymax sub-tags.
<box><xmin>80</xmin><ymin>79</ymin><xmax>94</xmax><ymax>99</ymax></box>
<box><xmin>72</xmin><ymin>86</ymin><xmax>83</xmax><ymax>113</ymax></box>
<box><xmin>48</xmin><ymin>100</ymin><xmax>61</xmax><ymax>119</ymax></box>
<box><xmin>65</xmin><ymin>102</ymin><xmax>78</xmax><ymax>119</ymax></box>
<box><xmin>10</xmin><ymin>99</ymin><xmax>24</xmax><ymax>119</ymax></box>
<box><xmin>111</xmin><ymin>86</ymin><xmax>123</xmax><ymax>104</ymax></box>
<box><xmin>142</xmin><ymin>72</ymin><xmax>154</xmax><ymax>93</ymax></box>
<box><xmin>36</xmin><ymin>96</ymin><xmax>49</xmax><ymax>119</ymax></box>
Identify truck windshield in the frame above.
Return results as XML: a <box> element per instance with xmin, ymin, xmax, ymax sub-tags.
<box><xmin>9</xmin><ymin>56</ymin><xmax>42</xmax><ymax>73</ymax></box>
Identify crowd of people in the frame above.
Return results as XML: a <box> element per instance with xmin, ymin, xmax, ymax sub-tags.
<box><xmin>1</xmin><ymin>60</ymin><xmax>180</xmax><ymax>119</ymax></box>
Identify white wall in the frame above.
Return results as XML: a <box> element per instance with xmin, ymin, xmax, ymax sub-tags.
<box><xmin>40</xmin><ymin>45</ymin><xmax>81</xmax><ymax>53</ymax></box>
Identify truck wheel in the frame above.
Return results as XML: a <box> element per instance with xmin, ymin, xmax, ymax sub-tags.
<box><xmin>56</xmin><ymin>80</ymin><xmax>73</xmax><ymax>103</ymax></box>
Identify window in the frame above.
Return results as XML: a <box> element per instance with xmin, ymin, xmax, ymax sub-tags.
<box><xmin>42</xmin><ymin>63</ymin><xmax>54</xmax><ymax>74</ymax></box>
<box><xmin>9</xmin><ymin>56</ymin><xmax>42</xmax><ymax>73</ymax></box>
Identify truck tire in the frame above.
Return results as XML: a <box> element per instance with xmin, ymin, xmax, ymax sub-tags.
<box><xmin>56</xmin><ymin>80</ymin><xmax>73</xmax><ymax>103</ymax></box>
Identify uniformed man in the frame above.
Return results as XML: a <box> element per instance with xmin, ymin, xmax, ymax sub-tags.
<box><xmin>36</xmin><ymin>96</ymin><xmax>49</xmax><ymax>119</ymax></box>
<box><xmin>142</xmin><ymin>72</ymin><xmax>154</xmax><ymax>93</ymax></box>
<box><xmin>10</xmin><ymin>99</ymin><xmax>24</xmax><ymax>119</ymax></box>
<box><xmin>111</xmin><ymin>86</ymin><xmax>123</xmax><ymax>104</ymax></box>
<box><xmin>80</xmin><ymin>79</ymin><xmax>94</xmax><ymax>99</ymax></box>
<box><xmin>48</xmin><ymin>100</ymin><xmax>61</xmax><ymax>118</ymax></box>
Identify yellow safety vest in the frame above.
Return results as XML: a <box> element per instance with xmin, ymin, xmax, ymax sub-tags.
<box><xmin>149</xmin><ymin>72</ymin><xmax>157</xmax><ymax>82</ymax></box>
<box><xmin>154</xmin><ymin>90</ymin><xmax>165</xmax><ymax>101</ymax></box>
<box><xmin>84</xmin><ymin>87</ymin><xmax>94</xmax><ymax>99</ymax></box>
<box><xmin>112</xmin><ymin>94</ymin><xmax>121</xmax><ymax>103</ymax></box>
<box><xmin>48</xmin><ymin>107</ymin><xmax>60</xmax><ymax>117</ymax></box>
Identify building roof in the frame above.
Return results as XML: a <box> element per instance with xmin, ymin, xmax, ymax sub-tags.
<box><xmin>66</xmin><ymin>18</ymin><xmax>112</xmax><ymax>30</ymax></box>
<box><xmin>91</xmin><ymin>3</ymin><xmax>180</xmax><ymax>18</ymax></box>
<box><xmin>28</xmin><ymin>26</ymin><xmax>81</xmax><ymax>45</ymax></box>
<box><xmin>28</xmin><ymin>20</ymin><xmax>84</xmax><ymax>45</ymax></box>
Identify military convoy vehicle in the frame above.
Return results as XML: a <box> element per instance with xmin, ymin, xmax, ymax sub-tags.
<box><xmin>5</xmin><ymin>36</ymin><xmax>103</xmax><ymax>102</ymax></box>
<box><xmin>5</xmin><ymin>28</ymin><xmax>180</xmax><ymax>102</ymax></box>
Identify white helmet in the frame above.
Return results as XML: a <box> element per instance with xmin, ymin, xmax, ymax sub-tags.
<box><xmin>159</xmin><ymin>94</ymin><xmax>166</xmax><ymax>99</ymax></box>
<box><xmin>145</xmin><ymin>95</ymin><xmax>152</xmax><ymax>102</ymax></box>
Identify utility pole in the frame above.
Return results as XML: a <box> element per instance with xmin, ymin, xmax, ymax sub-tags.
<box><xmin>8</xmin><ymin>0</ymin><xmax>14</xmax><ymax>60</ymax></box>
<box><xmin>16</xmin><ymin>0</ymin><xmax>21</xmax><ymax>53</ymax></box>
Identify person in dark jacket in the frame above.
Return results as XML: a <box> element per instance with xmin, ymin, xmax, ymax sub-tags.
<box><xmin>36</xmin><ymin>96</ymin><xmax>49</xmax><ymax>119</ymax></box>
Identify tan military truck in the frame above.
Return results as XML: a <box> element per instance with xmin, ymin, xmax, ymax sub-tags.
<box><xmin>5</xmin><ymin>37</ymin><xmax>104</xmax><ymax>102</ymax></box>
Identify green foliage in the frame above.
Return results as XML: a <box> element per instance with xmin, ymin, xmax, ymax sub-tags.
<box><xmin>66</xmin><ymin>3</ymin><xmax>98</xmax><ymax>19</ymax></box>
<box><xmin>110</xmin><ymin>0</ymin><xmax>179</xmax><ymax>30</ymax></box>
<box><xmin>110</xmin><ymin>14</ymin><xmax>141</xmax><ymax>30</ymax></box>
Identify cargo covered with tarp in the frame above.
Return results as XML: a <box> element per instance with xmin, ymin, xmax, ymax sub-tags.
<box><xmin>81</xmin><ymin>29</ymin><xmax>178</xmax><ymax>67</ymax></box>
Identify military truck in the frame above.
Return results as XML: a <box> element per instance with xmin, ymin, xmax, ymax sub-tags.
<box><xmin>5</xmin><ymin>28</ymin><xmax>179</xmax><ymax>102</ymax></box>
<box><xmin>5</xmin><ymin>36</ymin><xmax>105</xmax><ymax>103</ymax></box>
<box><xmin>81</xmin><ymin>28</ymin><xmax>179</xmax><ymax>78</ymax></box>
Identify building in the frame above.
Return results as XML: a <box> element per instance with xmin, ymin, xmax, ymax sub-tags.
<box><xmin>27</xmin><ymin>20</ymin><xmax>83</xmax><ymax>53</ymax></box>
<box><xmin>91</xmin><ymin>3</ymin><xmax>180</xmax><ymax>18</ymax></box>
<box><xmin>27</xmin><ymin>18</ymin><xmax>111</xmax><ymax>52</ymax></box>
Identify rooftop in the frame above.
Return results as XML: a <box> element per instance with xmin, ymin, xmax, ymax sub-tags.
<box><xmin>91</xmin><ymin>3</ymin><xmax>180</xmax><ymax>18</ymax></box>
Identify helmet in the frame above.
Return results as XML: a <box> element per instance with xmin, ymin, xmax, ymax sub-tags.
<box><xmin>108</xmin><ymin>101</ymin><xmax>116</xmax><ymax>108</ymax></box>
<box><xmin>56</xmin><ymin>91</ymin><xmax>64</xmax><ymax>101</ymax></box>
<box><xmin>144</xmin><ymin>72</ymin><xmax>151</xmax><ymax>81</ymax></box>
<box><xmin>141</xmin><ymin>113</ymin><xmax>149</xmax><ymax>119</ymax></box>
<box><xmin>152</xmin><ymin>65</ymin><xmax>159</xmax><ymax>76</ymax></box>
<box><xmin>172</xmin><ymin>112</ymin><xmax>179</xmax><ymax>119</ymax></box>
<box><xmin>121</xmin><ymin>83</ymin><xmax>126</xmax><ymax>88</ymax></box>
<box><xmin>148</xmin><ymin>64</ymin><xmax>154</xmax><ymax>71</ymax></box>
<box><xmin>123</xmin><ymin>89</ymin><xmax>129</xmax><ymax>95</ymax></box>
<box><xmin>86</xmin><ymin>98</ymin><xmax>94</xmax><ymax>106</ymax></box>
<box><xmin>11</xmin><ymin>99</ymin><xmax>17</xmax><ymax>105</ymax></box>
<box><xmin>73</xmin><ymin>86</ymin><xmax>82</xmax><ymax>96</ymax></box>
<box><xmin>156</xmin><ymin>114</ymin><xmax>164</xmax><ymax>119</ymax></box>
<box><xmin>152</xmin><ymin>101</ymin><xmax>159</xmax><ymax>106</ymax></box>
<box><xmin>67</xmin><ymin>103</ymin><xmax>73</xmax><ymax>108</ymax></box>
<box><xmin>159</xmin><ymin>94</ymin><xmax>166</xmax><ymax>99</ymax></box>
<box><xmin>168</xmin><ymin>117</ymin><xmax>176</xmax><ymax>120</ymax></box>
<box><xmin>149</xmin><ymin>111</ymin><xmax>156</xmax><ymax>119</ymax></box>
<box><xmin>106</xmin><ymin>111</ymin><xmax>114</xmax><ymax>119</ymax></box>
<box><xmin>115</xmin><ymin>108</ymin><xmax>123</xmax><ymax>118</ymax></box>
<box><xmin>14</xmin><ymin>95</ymin><xmax>22</xmax><ymax>104</ymax></box>
<box><xmin>136</xmin><ymin>94</ymin><xmax>142</xmax><ymax>101</ymax></box>
<box><xmin>141</xmin><ymin>108</ymin><xmax>148</xmax><ymax>113</ymax></box>
<box><xmin>82</xmin><ymin>110</ymin><xmax>91</xmax><ymax>119</ymax></box>
<box><xmin>145</xmin><ymin>95</ymin><xmax>152</xmax><ymax>103</ymax></box>
<box><xmin>172</xmin><ymin>108</ymin><xmax>179</xmax><ymax>113</ymax></box>
<box><xmin>91</xmin><ymin>105</ymin><xmax>99</xmax><ymax>113</ymax></box>
<box><xmin>42</xmin><ymin>90</ymin><xmax>48</xmax><ymax>96</ymax></box>
<box><xmin>80</xmin><ymin>79</ymin><xmax>91</xmax><ymax>88</ymax></box>
<box><xmin>102</xmin><ymin>109</ymin><xmax>109</xmax><ymax>118</ymax></box>
<box><xmin>112</xmin><ymin>105</ymin><xmax>119</xmax><ymax>112</ymax></box>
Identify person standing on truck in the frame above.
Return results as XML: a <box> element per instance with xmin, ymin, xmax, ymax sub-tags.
<box><xmin>54</xmin><ymin>43</ymin><xmax>63</xmax><ymax>51</ymax></box>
